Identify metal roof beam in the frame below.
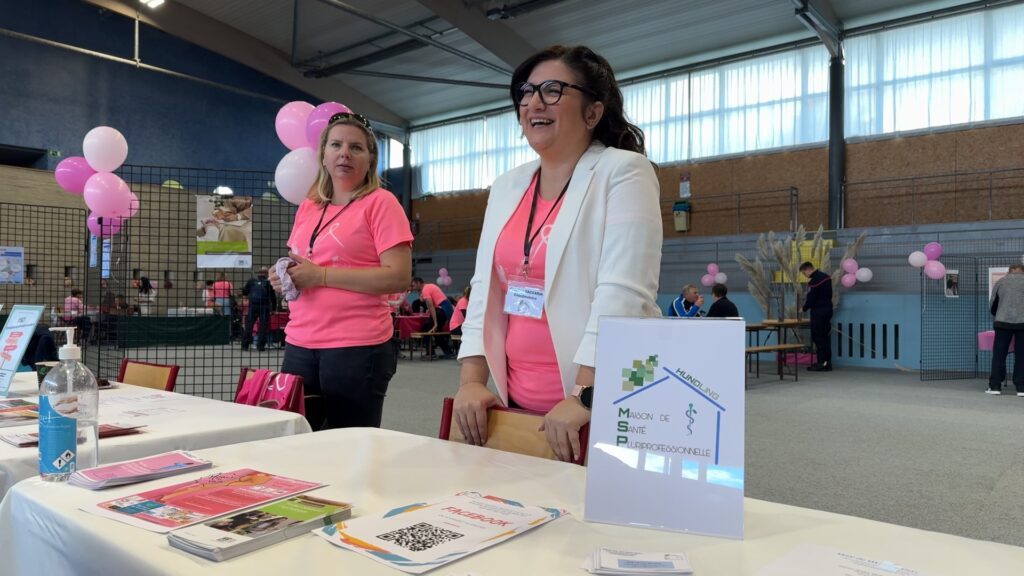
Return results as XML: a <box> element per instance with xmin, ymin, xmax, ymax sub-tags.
<box><xmin>793</xmin><ymin>0</ymin><xmax>842</xmax><ymax>58</ymax></box>
<box><xmin>311</xmin><ymin>39</ymin><xmax>429</xmax><ymax>77</ymax></box>
<box><xmin>414</xmin><ymin>0</ymin><xmax>537</xmax><ymax>69</ymax></box>
<box><xmin>313</xmin><ymin>0</ymin><xmax>511</xmax><ymax>76</ymax></box>
<box><xmin>83</xmin><ymin>0</ymin><xmax>407</xmax><ymax>127</ymax></box>
<box><xmin>294</xmin><ymin>15</ymin><xmax>442</xmax><ymax>67</ymax></box>
<box><xmin>337</xmin><ymin>69</ymin><xmax>507</xmax><ymax>90</ymax></box>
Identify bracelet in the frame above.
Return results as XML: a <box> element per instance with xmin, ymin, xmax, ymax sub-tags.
<box><xmin>322</xmin><ymin>267</ymin><xmax>327</xmax><ymax>287</ymax></box>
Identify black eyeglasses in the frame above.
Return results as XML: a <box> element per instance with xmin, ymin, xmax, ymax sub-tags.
<box><xmin>329</xmin><ymin>112</ymin><xmax>373</xmax><ymax>131</ymax></box>
<box><xmin>514</xmin><ymin>80</ymin><xmax>597</xmax><ymax>106</ymax></box>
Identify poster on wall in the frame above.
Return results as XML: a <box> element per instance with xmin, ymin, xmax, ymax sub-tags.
<box><xmin>944</xmin><ymin>269</ymin><xmax>959</xmax><ymax>298</ymax></box>
<box><xmin>0</xmin><ymin>247</ymin><xmax>25</xmax><ymax>285</ymax></box>
<box><xmin>585</xmin><ymin>317</ymin><xmax>745</xmax><ymax>539</ymax></box>
<box><xmin>196</xmin><ymin>196</ymin><xmax>253</xmax><ymax>269</ymax></box>
<box><xmin>989</xmin><ymin>267</ymin><xmax>1009</xmax><ymax>302</ymax></box>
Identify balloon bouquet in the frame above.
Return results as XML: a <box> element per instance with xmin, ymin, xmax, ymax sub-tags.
<box><xmin>838</xmin><ymin>259</ymin><xmax>874</xmax><ymax>288</ymax></box>
<box><xmin>908</xmin><ymin>242</ymin><xmax>946</xmax><ymax>280</ymax></box>
<box><xmin>273</xmin><ymin>100</ymin><xmax>354</xmax><ymax>205</ymax></box>
<box><xmin>700</xmin><ymin>263</ymin><xmax>728</xmax><ymax>287</ymax></box>
<box><xmin>54</xmin><ymin>126</ymin><xmax>140</xmax><ymax>237</ymax></box>
<box><xmin>436</xmin><ymin>268</ymin><xmax>453</xmax><ymax>288</ymax></box>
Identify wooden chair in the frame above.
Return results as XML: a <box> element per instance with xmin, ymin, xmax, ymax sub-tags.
<box><xmin>438</xmin><ymin>397</ymin><xmax>588</xmax><ymax>465</ymax></box>
<box><xmin>117</xmin><ymin>358</ymin><xmax>180</xmax><ymax>392</ymax></box>
<box><xmin>235</xmin><ymin>367</ymin><xmax>317</xmax><ymax>413</ymax></box>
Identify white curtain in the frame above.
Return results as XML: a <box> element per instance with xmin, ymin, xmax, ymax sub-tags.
<box><xmin>846</xmin><ymin>3</ymin><xmax>1024</xmax><ymax>137</ymax></box>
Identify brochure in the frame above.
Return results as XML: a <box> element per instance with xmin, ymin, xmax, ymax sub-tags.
<box><xmin>2</xmin><ymin>422</ymin><xmax>146</xmax><ymax>448</ymax></box>
<box><xmin>0</xmin><ymin>398</ymin><xmax>38</xmax><ymax>428</ymax></box>
<box><xmin>582</xmin><ymin>547</ymin><xmax>693</xmax><ymax>574</ymax></box>
<box><xmin>68</xmin><ymin>450</ymin><xmax>211</xmax><ymax>489</ymax></box>
<box><xmin>168</xmin><ymin>494</ymin><xmax>352</xmax><ymax>561</ymax></box>
<box><xmin>315</xmin><ymin>491</ymin><xmax>566</xmax><ymax>574</ymax></box>
<box><xmin>86</xmin><ymin>468</ymin><xmax>322</xmax><ymax>533</ymax></box>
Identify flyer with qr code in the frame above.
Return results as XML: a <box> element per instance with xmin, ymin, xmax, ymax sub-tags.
<box><xmin>314</xmin><ymin>491</ymin><xmax>567</xmax><ymax>574</ymax></box>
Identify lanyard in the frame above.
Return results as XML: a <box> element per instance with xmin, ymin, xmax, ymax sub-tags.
<box><xmin>522</xmin><ymin>168</ymin><xmax>571</xmax><ymax>273</ymax></box>
<box><xmin>308</xmin><ymin>198</ymin><xmax>356</xmax><ymax>257</ymax></box>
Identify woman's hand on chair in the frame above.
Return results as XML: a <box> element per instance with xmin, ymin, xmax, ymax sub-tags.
<box><xmin>453</xmin><ymin>381</ymin><xmax>498</xmax><ymax>446</ymax></box>
<box><xmin>540</xmin><ymin>398</ymin><xmax>590</xmax><ymax>462</ymax></box>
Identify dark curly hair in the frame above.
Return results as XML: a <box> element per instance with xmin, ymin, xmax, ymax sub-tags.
<box><xmin>510</xmin><ymin>45</ymin><xmax>645</xmax><ymax>156</ymax></box>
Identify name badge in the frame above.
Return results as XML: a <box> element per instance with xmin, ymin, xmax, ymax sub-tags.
<box><xmin>504</xmin><ymin>276</ymin><xmax>545</xmax><ymax>319</ymax></box>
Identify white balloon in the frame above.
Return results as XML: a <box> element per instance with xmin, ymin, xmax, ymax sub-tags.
<box><xmin>908</xmin><ymin>251</ymin><xmax>927</xmax><ymax>268</ymax></box>
<box><xmin>714</xmin><ymin>272</ymin><xmax>728</xmax><ymax>284</ymax></box>
<box><xmin>274</xmin><ymin>147</ymin><xmax>319</xmax><ymax>205</ymax></box>
<box><xmin>855</xmin><ymin>267</ymin><xmax>873</xmax><ymax>282</ymax></box>
<box><xmin>82</xmin><ymin>126</ymin><xmax>129</xmax><ymax>173</ymax></box>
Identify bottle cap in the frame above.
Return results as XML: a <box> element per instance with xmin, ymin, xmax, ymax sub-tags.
<box><xmin>49</xmin><ymin>327</ymin><xmax>81</xmax><ymax>361</ymax></box>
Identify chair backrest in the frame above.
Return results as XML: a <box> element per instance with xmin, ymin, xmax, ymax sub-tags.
<box><xmin>235</xmin><ymin>368</ymin><xmax>306</xmax><ymax>415</ymax></box>
<box><xmin>439</xmin><ymin>397</ymin><xmax>588</xmax><ymax>465</ymax></box>
<box><xmin>117</xmin><ymin>359</ymin><xmax>179</xmax><ymax>392</ymax></box>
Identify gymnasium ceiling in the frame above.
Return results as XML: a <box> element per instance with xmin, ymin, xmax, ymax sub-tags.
<box><xmin>85</xmin><ymin>0</ymin><xmax>981</xmax><ymax>129</ymax></box>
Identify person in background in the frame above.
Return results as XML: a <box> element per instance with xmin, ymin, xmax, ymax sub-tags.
<box><xmin>410</xmin><ymin>277</ymin><xmax>455</xmax><ymax>359</ymax></box>
<box><xmin>270</xmin><ymin>111</ymin><xmax>412</xmax><ymax>430</ymax></box>
<box><xmin>669</xmin><ymin>284</ymin><xmax>704</xmax><ymax>317</ymax></box>
<box><xmin>800</xmin><ymin>261</ymin><xmax>833</xmax><ymax>372</ymax></box>
<box><xmin>454</xmin><ymin>45</ymin><xmax>662</xmax><ymax>462</ymax></box>
<box><xmin>705</xmin><ymin>283</ymin><xmax>739</xmax><ymax>318</ymax></box>
<box><xmin>242</xmin><ymin>267</ymin><xmax>278</xmax><ymax>352</ymax></box>
<box><xmin>212</xmin><ymin>273</ymin><xmax>233</xmax><ymax>316</ymax></box>
<box><xmin>202</xmin><ymin>280</ymin><xmax>216</xmax><ymax>309</ymax></box>
<box><xmin>449</xmin><ymin>285</ymin><xmax>471</xmax><ymax>336</ymax></box>
<box><xmin>137</xmin><ymin>277</ymin><xmax>157</xmax><ymax>316</ymax></box>
<box><xmin>987</xmin><ymin>263</ymin><xmax>1024</xmax><ymax>395</ymax></box>
<box><xmin>62</xmin><ymin>288</ymin><xmax>91</xmax><ymax>343</ymax></box>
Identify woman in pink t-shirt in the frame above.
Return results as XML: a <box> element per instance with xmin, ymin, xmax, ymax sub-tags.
<box><xmin>269</xmin><ymin>112</ymin><xmax>413</xmax><ymax>430</ymax></box>
<box><xmin>453</xmin><ymin>46</ymin><xmax>662</xmax><ymax>462</ymax></box>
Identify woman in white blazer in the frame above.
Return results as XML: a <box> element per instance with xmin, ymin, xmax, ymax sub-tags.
<box><xmin>455</xmin><ymin>45</ymin><xmax>663</xmax><ymax>462</ymax></box>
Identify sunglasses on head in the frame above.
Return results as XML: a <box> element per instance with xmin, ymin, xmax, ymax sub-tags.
<box><xmin>329</xmin><ymin>112</ymin><xmax>373</xmax><ymax>131</ymax></box>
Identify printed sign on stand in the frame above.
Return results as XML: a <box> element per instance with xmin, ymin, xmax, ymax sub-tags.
<box><xmin>0</xmin><ymin>305</ymin><xmax>45</xmax><ymax>397</ymax></box>
<box><xmin>585</xmin><ymin>317</ymin><xmax>745</xmax><ymax>539</ymax></box>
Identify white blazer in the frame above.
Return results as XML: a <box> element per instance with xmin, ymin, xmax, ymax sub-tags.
<box><xmin>458</xmin><ymin>142</ymin><xmax>664</xmax><ymax>405</ymax></box>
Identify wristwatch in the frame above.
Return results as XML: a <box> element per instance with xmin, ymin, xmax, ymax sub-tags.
<box><xmin>571</xmin><ymin>385</ymin><xmax>594</xmax><ymax>410</ymax></box>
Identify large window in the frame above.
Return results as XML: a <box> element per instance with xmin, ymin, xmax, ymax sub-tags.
<box><xmin>846</xmin><ymin>3</ymin><xmax>1024</xmax><ymax>136</ymax></box>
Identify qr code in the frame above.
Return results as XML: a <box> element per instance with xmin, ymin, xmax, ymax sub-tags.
<box><xmin>377</xmin><ymin>522</ymin><xmax>464</xmax><ymax>552</ymax></box>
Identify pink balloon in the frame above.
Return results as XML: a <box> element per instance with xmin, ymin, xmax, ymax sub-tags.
<box><xmin>841</xmin><ymin>259</ymin><xmax>858</xmax><ymax>273</ymax></box>
<box><xmin>706</xmin><ymin>263</ymin><xmax>719</xmax><ymax>275</ymax></box>
<box><xmin>923</xmin><ymin>242</ymin><xmax>942</xmax><ymax>261</ymax></box>
<box><xmin>274</xmin><ymin>147</ymin><xmax>319</xmax><ymax>205</ymax></box>
<box><xmin>924</xmin><ymin>260</ymin><xmax>946</xmax><ymax>280</ymax></box>
<box><xmin>86</xmin><ymin>213</ymin><xmax>122</xmax><ymax>237</ymax></box>
<box><xmin>439</xmin><ymin>268</ymin><xmax>449</xmax><ymax>277</ymax></box>
<box><xmin>82</xmin><ymin>126</ymin><xmax>128</xmax><ymax>172</ymax></box>
<box><xmin>276</xmin><ymin>101</ymin><xmax>315</xmax><ymax>151</ymax></box>
<box><xmin>83</xmin><ymin>173</ymin><xmax>133</xmax><ymax>218</ymax></box>
<box><xmin>54</xmin><ymin>156</ymin><xmax>96</xmax><ymax>195</ymax></box>
<box><xmin>700</xmin><ymin>274</ymin><xmax>714</xmax><ymax>287</ymax></box>
<box><xmin>127</xmin><ymin>191</ymin><xmax>140</xmax><ymax>217</ymax></box>
<box><xmin>306</xmin><ymin>102</ymin><xmax>352</xmax><ymax>148</ymax></box>
<box><xmin>908</xmin><ymin>251</ymin><xmax>927</xmax><ymax>268</ymax></box>
<box><xmin>841</xmin><ymin>273</ymin><xmax>857</xmax><ymax>288</ymax></box>
<box><xmin>442</xmin><ymin>276</ymin><xmax>453</xmax><ymax>287</ymax></box>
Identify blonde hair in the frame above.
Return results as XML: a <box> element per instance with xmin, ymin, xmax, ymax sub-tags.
<box><xmin>309</xmin><ymin>116</ymin><xmax>380</xmax><ymax>205</ymax></box>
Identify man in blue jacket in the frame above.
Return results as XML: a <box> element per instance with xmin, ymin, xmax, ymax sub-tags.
<box><xmin>801</xmin><ymin>262</ymin><xmax>833</xmax><ymax>371</ymax></box>
<box><xmin>668</xmin><ymin>284</ymin><xmax>704</xmax><ymax>317</ymax></box>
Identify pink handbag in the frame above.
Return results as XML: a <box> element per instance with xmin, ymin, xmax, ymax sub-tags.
<box><xmin>236</xmin><ymin>369</ymin><xmax>305</xmax><ymax>415</ymax></box>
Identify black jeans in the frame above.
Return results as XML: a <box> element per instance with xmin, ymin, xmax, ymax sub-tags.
<box><xmin>809</xmin><ymin>309</ymin><xmax>833</xmax><ymax>365</ymax></box>
<box><xmin>420</xmin><ymin>308</ymin><xmax>453</xmax><ymax>356</ymax></box>
<box><xmin>281</xmin><ymin>339</ymin><xmax>398</xmax><ymax>431</ymax></box>
<box><xmin>989</xmin><ymin>327</ymin><xmax>1024</xmax><ymax>391</ymax></box>
<box><xmin>243</xmin><ymin>303</ymin><xmax>271</xmax><ymax>349</ymax></box>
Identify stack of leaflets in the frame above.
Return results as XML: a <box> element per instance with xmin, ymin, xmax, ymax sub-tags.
<box><xmin>315</xmin><ymin>491</ymin><xmax>566</xmax><ymax>574</ymax></box>
<box><xmin>168</xmin><ymin>494</ymin><xmax>352</xmax><ymax>561</ymax></box>
<box><xmin>85</xmin><ymin>468</ymin><xmax>323</xmax><ymax>532</ymax></box>
<box><xmin>583</xmin><ymin>547</ymin><xmax>693</xmax><ymax>575</ymax></box>
<box><xmin>3</xmin><ymin>423</ymin><xmax>146</xmax><ymax>448</ymax></box>
<box><xmin>68</xmin><ymin>450</ymin><xmax>211</xmax><ymax>489</ymax></box>
<box><xmin>0</xmin><ymin>399</ymin><xmax>38</xmax><ymax>428</ymax></box>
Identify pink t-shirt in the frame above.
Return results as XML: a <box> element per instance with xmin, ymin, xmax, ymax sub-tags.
<box><xmin>285</xmin><ymin>188</ymin><xmax>413</xmax><ymax>348</ymax></box>
<box><xmin>62</xmin><ymin>296</ymin><xmax>84</xmax><ymax>321</ymax></box>
<box><xmin>419</xmin><ymin>283</ymin><xmax>446</xmax><ymax>308</ymax></box>
<box><xmin>211</xmin><ymin>280</ymin><xmax>233</xmax><ymax>299</ymax></box>
<box><xmin>449</xmin><ymin>297</ymin><xmax>468</xmax><ymax>331</ymax></box>
<box><xmin>493</xmin><ymin>174</ymin><xmax>564</xmax><ymax>413</ymax></box>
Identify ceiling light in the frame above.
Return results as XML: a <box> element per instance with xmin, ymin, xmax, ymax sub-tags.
<box><xmin>213</xmin><ymin>186</ymin><xmax>233</xmax><ymax>196</ymax></box>
<box><xmin>140</xmin><ymin>0</ymin><xmax>165</xmax><ymax>8</ymax></box>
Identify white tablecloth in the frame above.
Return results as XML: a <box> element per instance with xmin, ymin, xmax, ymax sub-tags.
<box><xmin>0</xmin><ymin>372</ymin><xmax>311</xmax><ymax>497</ymax></box>
<box><xmin>0</xmin><ymin>428</ymin><xmax>1021</xmax><ymax>576</ymax></box>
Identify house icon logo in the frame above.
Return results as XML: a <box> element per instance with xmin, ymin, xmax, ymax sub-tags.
<box><xmin>621</xmin><ymin>354</ymin><xmax>658</xmax><ymax>391</ymax></box>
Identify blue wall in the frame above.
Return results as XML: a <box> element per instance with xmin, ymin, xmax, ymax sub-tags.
<box><xmin>0</xmin><ymin>0</ymin><xmax>314</xmax><ymax>171</ymax></box>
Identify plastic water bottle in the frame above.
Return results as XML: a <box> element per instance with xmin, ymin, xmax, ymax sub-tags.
<box><xmin>49</xmin><ymin>306</ymin><xmax>58</xmax><ymax>326</ymax></box>
<box><xmin>39</xmin><ymin>327</ymin><xmax>99</xmax><ymax>482</ymax></box>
